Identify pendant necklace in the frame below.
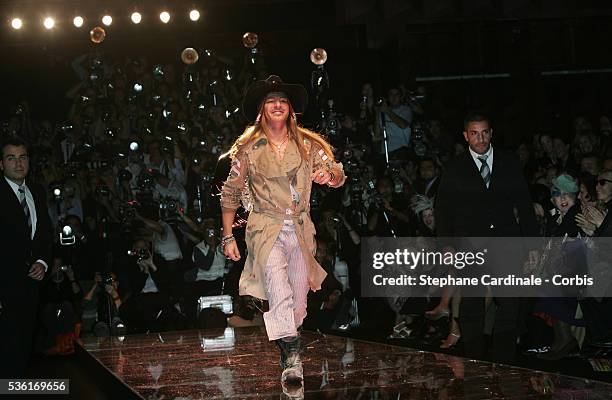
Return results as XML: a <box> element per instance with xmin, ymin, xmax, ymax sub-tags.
<box><xmin>270</xmin><ymin>134</ymin><xmax>289</xmax><ymax>151</ymax></box>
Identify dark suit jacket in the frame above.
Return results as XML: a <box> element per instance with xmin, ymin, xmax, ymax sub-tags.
<box><xmin>0</xmin><ymin>177</ymin><xmax>52</xmax><ymax>299</ymax></box>
<box><xmin>435</xmin><ymin>150</ymin><xmax>539</xmax><ymax>239</ymax></box>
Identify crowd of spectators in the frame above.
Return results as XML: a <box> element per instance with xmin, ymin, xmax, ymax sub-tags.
<box><xmin>3</xmin><ymin>44</ymin><xmax>612</xmax><ymax>366</ymax></box>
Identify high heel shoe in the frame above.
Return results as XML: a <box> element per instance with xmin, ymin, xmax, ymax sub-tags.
<box><xmin>425</xmin><ymin>309</ymin><xmax>450</xmax><ymax>321</ymax></box>
<box><xmin>440</xmin><ymin>333</ymin><xmax>461</xmax><ymax>349</ymax></box>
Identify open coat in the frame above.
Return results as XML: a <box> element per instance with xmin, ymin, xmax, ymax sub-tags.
<box><xmin>220</xmin><ymin>134</ymin><xmax>346</xmax><ymax>300</ymax></box>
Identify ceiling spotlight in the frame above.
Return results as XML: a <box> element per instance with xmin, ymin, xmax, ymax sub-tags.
<box><xmin>160</xmin><ymin>11</ymin><xmax>170</xmax><ymax>24</ymax></box>
<box><xmin>11</xmin><ymin>18</ymin><xmax>23</xmax><ymax>30</ymax></box>
<box><xmin>102</xmin><ymin>15</ymin><xmax>112</xmax><ymax>26</ymax></box>
<box><xmin>43</xmin><ymin>17</ymin><xmax>55</xmax><ymax>30</ymax></box>
<box><xmin>189</xmin><ymin>9</ymin><xmax>200</xmax><ymax>21</ymax></box>
<box><xmin>131</xmin><ymin>12</ymin><xmax>142</xmax><ymax>24</ymax></box>
<box><xmin>73</xmin><ymin>16</ymin><xmax>84</xmax><ymax>28</ymax></box>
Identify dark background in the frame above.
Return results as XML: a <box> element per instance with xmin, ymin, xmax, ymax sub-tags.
<box><xmin>2</xmin><ymin>0</ymin><xmax>612</xmax><ymax>146</ymax></box>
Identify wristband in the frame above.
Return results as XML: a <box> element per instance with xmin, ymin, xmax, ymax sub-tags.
<box><xmin>222</xmin><ymin>236</ymin><xmax>236</xmax><ymax>247</ymax></box>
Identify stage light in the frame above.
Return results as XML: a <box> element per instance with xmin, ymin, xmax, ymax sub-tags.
<box><xmin>11</xmin><ymin>18</ymin><xmax>23</xmax><ymax>30</ymax></box>
<box><xmin>43</xmin><ymin>17</ymin><xmax>55</xmax><ymax>30</ymax></box>
<box><xmin>102</xmin><ymin>15</ymin><xmax>112</xmax><ymax>26</ymax></box>
<box><xmin>73</xmin><ymin>16</ymin><xmax>84</xmax><ymax>28</ymax></box>
<box><xmin>131</xmin><ymin>12</ymin><xmax>142</xmax><ymax>24</ymax></box>
<box><xmin>160</xmin><ymin>11</ymin><xmax>170</xmax><ymax>24</ymax></box>
<box><xmin>189</xmin><ymin>9</ymin><xmax>200</xmax><ymax>21</ymax></box>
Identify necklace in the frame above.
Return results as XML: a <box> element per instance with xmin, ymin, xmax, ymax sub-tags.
<box><xmin>269</xmin><ymin>134</ymin><xmax>289</xmax><ymax>151</ymax></box>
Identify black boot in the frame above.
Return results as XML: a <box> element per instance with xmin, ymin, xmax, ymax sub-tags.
<box><xmin>538</xmin><ymin>320</ymin><xmax>578</xmax><ymax>360</ymax></box>
<box><xmin>276</xmin><ymin>336</ymin><xmax>303</xmax><ymax>384</ymax></box>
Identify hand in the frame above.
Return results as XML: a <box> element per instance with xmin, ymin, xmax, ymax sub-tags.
<box><xmin>64</xmin><ymin>265</ymin><xmax>76</xmax><ymax>281</ymax></box>
<box><xmin>137</xmin><ymin>257</ymin><xmax>157</xmax><ymax>273</ymax></box>
<box><xmin>104</xmin><ymin>284</ymin><xmax>118</xmax><ymax>298</ymax></box>
<box><xmin>523</xmin><ymin>250</ymin><xmax>540</xmax><ymax>273</ymax></box>
<box><xmin>28</xmin><ymin>262</ymin><xmax>45</xmax><ymax>281</ymax></box>
<box><xmin>223</xmin><ymin>240</ymin><xmax>241</xmax><ymax>261</ymax></box>
<box><xmin>381</xmin><ymin>198</ymin><xmax>393</xmax><ymax>212</ymax></box>
<box><xmin>575</xmin><ymin>213</ymin><xmax>597</xmax><ymax>236</ymax></box>
<box><xmin>533</xmin><ymin>203</ymin><xmax>545</xmax><ymax>219</ymax></box>
<box><xmin>312</xmin><ymin>168</ymin><xmax>332</xmax><ymax>185</ymax></box>
<box><xmin>583</xmin><ymin>206</ymin><xmax>607</xmax><ymax>228</ymax></box>
<box><xmin>528</xmin><ymin>250</ymin><xmax>540</xmax><ymax>266</ymax></box>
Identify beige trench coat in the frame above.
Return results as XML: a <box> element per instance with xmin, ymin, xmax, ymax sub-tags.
<box><xmin>220</xmin><ymin>135</ymin><xmax>346</xmax><ymax>300</ymax></box>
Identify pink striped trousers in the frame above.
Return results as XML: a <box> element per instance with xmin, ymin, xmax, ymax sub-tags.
<box><xmin>263</xmin><ymin>220</ymin><xmax>310</xmax><ymax>341</ymax></box>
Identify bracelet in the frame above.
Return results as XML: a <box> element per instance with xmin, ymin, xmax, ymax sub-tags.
<box><xmin>221</xmin><ymin>236</ymin><xmax>236</xmax><ymax>247</ymax></box>
<box><xmin>221</xmin><ymin>233</ymin><xmax>234</xmax><ymax>240</ymax></box>
<box><xmin>326</xmin><ymin>171</ymin><xmax>336</xmax><ymax>186</ymax></box>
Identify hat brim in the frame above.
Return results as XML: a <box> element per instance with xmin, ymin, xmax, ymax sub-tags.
<box><xmin>243</xmin><ymin>80</ymin><xmax>308</xmax><ymax>122</ymax></box>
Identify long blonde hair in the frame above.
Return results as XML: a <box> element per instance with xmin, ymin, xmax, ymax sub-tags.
<box><xmin>229</xmin><ymin>102</ymin><xmax>335</xmax><ymax>161</ymax></box>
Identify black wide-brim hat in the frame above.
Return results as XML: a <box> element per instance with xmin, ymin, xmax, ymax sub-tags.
<box><xmin>242</xmin><ymin>75</ymin><xmax>308</xmax><ymax>122</ymax></box>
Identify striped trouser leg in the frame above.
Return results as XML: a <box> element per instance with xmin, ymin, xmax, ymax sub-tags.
<box><xmin>263</xmin><ymin>220</ymin><xmax>310</xmax><ymax>341</ymax></box>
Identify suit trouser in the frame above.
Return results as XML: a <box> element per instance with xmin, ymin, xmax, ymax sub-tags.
<box><xmin>460</xmin><ymin>296</ymin><xmax>519</xmax><ymax>363</ymax></box>
<box><xmin>0</xmin><ymin>287</ymin><xmax>39</xmax><ymax>378</ymax></box>
<box><xmin>263</xmin><ymin>220</ymin><xmax>310</xmax><ymax>341</ymax></box>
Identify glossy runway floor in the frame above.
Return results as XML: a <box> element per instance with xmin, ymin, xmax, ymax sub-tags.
<box><xmin>79</xmin><ymin>327</ymin><xmax>612</xmax><ymax>399</ymax></box>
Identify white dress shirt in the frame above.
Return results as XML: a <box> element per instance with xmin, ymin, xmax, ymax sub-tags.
<box><xmin>4</xmin><ymin>177</ymin><xmax>48</xmax><ymax>271</ymax></box>
<box><xmin>468</xmin><ymin>145</ymin><xmax>494</xmax><ymax>175</ymax></box>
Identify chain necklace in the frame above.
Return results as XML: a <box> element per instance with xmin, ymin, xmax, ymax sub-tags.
<box><xmin>269</xmin><ymin>134</ymin><xmax>289</xmax><ymax>151</ymax></box>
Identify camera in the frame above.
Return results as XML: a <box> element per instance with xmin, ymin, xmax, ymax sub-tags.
<box><xmin>85</xmin><ymin>160</ymin><xmax>109</xmax><ymax>170</ymax></box>
<box><xmin>159</xmin><ymin>197</ymin><xmax>180</xmax><ymax>220</ymax></box>
<box><xmin>118</xmin><ymin>202</ymin><xmax>136</xmax><ymax>224</ymax></box>
<box><xmin>104</xmin><ymin>276</ymin><xmax>114</xmax><ymax>286</ymax></box>
<box><xmin>95</xmin><ymin>185</ymin><xmax>110</xmax><ymax>198</ymax></box>
<box><xmin>127</xmin><ymin>248</ymin><xmax>150</xmax><ymax>262</ymax></box>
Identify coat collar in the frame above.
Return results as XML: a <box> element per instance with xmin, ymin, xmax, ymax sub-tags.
<box><xmin>248</xmin><ymin>136</ymin><xmax>303</xmax><ymax>178</ymax></box>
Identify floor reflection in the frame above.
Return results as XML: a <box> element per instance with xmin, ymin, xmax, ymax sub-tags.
<box><xmin>80</xmin><ymin>327</ymin><xmax>612</xmax><ymax>399</ymax></box>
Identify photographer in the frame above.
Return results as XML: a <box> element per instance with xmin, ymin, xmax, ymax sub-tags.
<box><xmin>83</xmin><ymin>271</ymin><xmax>123</xmax><ymax>336</ymax></box>
<box><xmin>144</xmin><ymin>141</ymin><xmax>186</xmax><ymax>186</ymax></box>
<box><xmin>115</xmin><ymin>239</ymin><xmax>176</xmax><ymax>333</ymax></box>
<box><xmin>39</xmin><ymin>256</ymin><xmax>83</xmax><ymax>348</ymax></box>
<box><xmin>48</xmin><ymin>181</ymin><xmax>84</xmax><ymax>230</ymax></box>
<box><xmin>134</xmin><ymin>207</ymin><xmax>183</xmax><ymax>294</ymax></box>
<box><xmin>182</xmin><ymin>218</ymin><xmax>227</xmax><ymax>326</ymax></box>
<box><xmin>367</xmin><ymin>175</ymin><xmax>411</xmax><ymax>237</ymax></box>
<box><xmin>373</xmin><ymin>86</ymin><xmax>412</xmax><ymax>157</ymax></box>
<box><xmin>152</xmin><ymin>170</ymin><xmax>188</xmax><ymax>214</ymax></box>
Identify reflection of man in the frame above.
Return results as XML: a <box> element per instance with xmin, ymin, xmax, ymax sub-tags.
<box><xmin>374</xmin><ymin>87</ymin><xmax>412</xmax><ymax>155</ymax></box>
<box><xmin>0</xmin><ymin>137</ymin><xmax>52</xmax><ymax>377</ymax></box>
<box><xmin>435</xmin><ymin>113</ymin><xmax>539</xmax><ymax>363</ymax></box>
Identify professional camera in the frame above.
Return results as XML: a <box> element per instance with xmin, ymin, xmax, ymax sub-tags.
<box><xmin>412</xmin><ymin>122</ymin><xmax>427</xmax><ymax>157</ymax></box>
<box><xmin>366</xmin><ymin>180</ymin><xmax>384</xmax><ymax>208</ymax></box>
<box><xmin>85</xmin><ymin>160</ymin><xmax>109</xmax><ymax>170</ymax></box>
<box><xmin>95</xmin><ymin>185</ymin><xmax>110</xmax><ymax>198</ymax></box>
<box><xmin>118</xmin><ymin>202</ymin><xmax>136</xmax><ymax>224</ymax></box>
<box><xmin>406</xmin><ymin>89</ymin><xmax>426</xmax><ymax>107</ymax></box>
<box><xmin>118</xmin><ymin>169</ymin><xmax>133</xmax><ymax>183</ymax></box>
<box><xmin>127</xmin><ymin>248</ymin><xmax>150</xmax><ymax>263</ymax></box>
<box><xmin>159</xmin><ymin>197</ymin><xmax>181</xmax><ymax>221</ymax></box>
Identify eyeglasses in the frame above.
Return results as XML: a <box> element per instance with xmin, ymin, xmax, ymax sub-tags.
<box><xmin>597</xmin><ymin>179</ymin><xmax>612</xmax><ymax>186</ymax></box>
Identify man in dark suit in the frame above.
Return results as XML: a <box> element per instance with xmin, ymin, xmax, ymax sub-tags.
<box><xmin>0</xmin><ymin>137</ymin><xmax>52</xmax><ymax>377</ymax></box>
<box><xmin>435</xmin><ymin>113</ymin><xmax>540</xmax><ymax>363</ymax></box>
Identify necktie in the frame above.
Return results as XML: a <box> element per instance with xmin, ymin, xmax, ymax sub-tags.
<box><xmin>19</xmin><ymin>186</ymin><xmax>32</xmax><ymax>236</ymax></box>
<box><xmin>477</xmin><ymin>155</ymin><xmax>491</xmax><ymax>188</ymax></box>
